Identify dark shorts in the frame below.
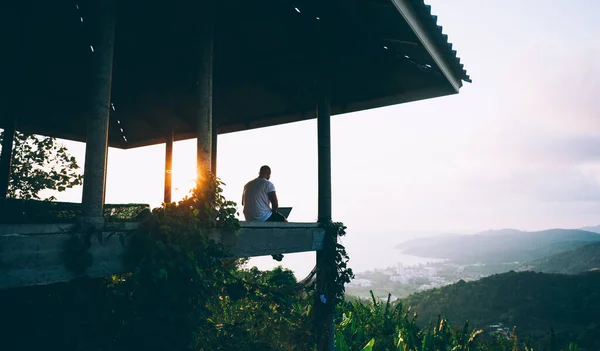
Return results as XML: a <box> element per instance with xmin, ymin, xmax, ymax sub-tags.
<box><xmin>266</xmin><ymin>211</ymin><xmax>286</xmax><ymax>222</ymax></box>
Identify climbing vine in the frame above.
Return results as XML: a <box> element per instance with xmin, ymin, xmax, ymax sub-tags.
<box><xmin>320</xmin><ymin>221</ymin><xmax>354</xmax><ymax>307</ymax></box>
<box><xmin>112</xmin><ymin>171</ymin><xmax>241</xmax><ymax>350</ymax></box>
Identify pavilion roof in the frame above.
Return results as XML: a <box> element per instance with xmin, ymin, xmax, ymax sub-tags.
<box><xmin>3</xmin><ymin>0</ymin><xmax>470</xmax><ymax>149</ymax></box>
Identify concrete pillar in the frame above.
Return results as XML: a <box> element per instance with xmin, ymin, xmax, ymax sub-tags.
<box><xmin>1</xmin><ymin>2</ymin><xmax>21</xmax><ymax>205</ymax></box>
<box><xmin>164</xmin><ymin>129</ymin><xmax>173</xmax><ymax>203</ymax></box>
<box><xmin>317</xmin><ymin>97</ymin><xmax>332</xmax><ymax>223</ymax></box>
<box><xmin>0</xmin><ymin>119</ymin><xmax>16</xmax><ymax>201</ymax></box>
<box><xmin>80</xmin><ymin>0</ymin><xmax>115</xmax><ymax>228</ymax></box>
<box><xmin>315</xmin><ymin>3</ymin><xmax>336</xmax><ymax>349</ymax></box>
<box><xmin>316</xmin><ymin>96</ymin><xmax>335</xmax><ymax>351</ymax></box>
<box><xmin>196</xmin><ymin>2</ymin><xmax>214</xmax><ymax>184</ymax></box>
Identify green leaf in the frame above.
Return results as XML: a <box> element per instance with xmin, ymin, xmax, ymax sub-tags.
<box><xmin>361</xmin><ymin>338</ymin><xmax>375</xmax><ymax>351</ymax></box>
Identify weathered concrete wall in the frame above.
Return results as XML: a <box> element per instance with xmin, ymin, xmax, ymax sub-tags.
<box><xmin>0</xmin><ymin>222</ymin><xmax>324</xmax><ymax>290</ymax></box>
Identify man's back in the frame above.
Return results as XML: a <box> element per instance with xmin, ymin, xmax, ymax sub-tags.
<box><xmin>242</xmin><ymin>177</ymin><xmax>275</xmax><ymax>221</ymax></box>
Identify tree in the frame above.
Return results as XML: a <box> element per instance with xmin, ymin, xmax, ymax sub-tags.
<box><xmin>0</xmin><ymin>131</ymin><xmax>83</xmax><ymax>200</ymax></box>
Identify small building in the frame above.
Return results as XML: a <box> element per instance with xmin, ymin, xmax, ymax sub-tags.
<box><xmin>0</xmin><ymin>1</ymin><xmax>469</xmax><ymax>348</ymax></box>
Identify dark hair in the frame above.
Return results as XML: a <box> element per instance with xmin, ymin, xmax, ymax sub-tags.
<box><xmin>259</xmin><ymin>165</ymin><xmax>271</xmax><ymax>175</ymax></box>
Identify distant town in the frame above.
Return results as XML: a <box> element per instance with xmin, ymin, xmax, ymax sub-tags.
<box><xmin>346</xmin><ymin>259</ymin><xmax>522</xmax><ymax>301</ymax></box>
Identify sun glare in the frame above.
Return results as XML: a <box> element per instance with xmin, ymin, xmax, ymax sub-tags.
<box><xmin>170</xmin><ymin>140</ymin><xmax>201</xmax><ymax>203</ymax></box>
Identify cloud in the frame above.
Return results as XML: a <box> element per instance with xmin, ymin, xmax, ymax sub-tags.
<box><xmin>528</xmin><ymin>134</ymin><xmax>600</xmax><ymax>165</ymax></box>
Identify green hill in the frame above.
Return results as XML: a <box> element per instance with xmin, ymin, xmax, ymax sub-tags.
<box><xmin>525</xmin><ymin>242</ymin><xmax>600</xmax><ymax>274</ymax></box>
<box><xmin>397</xmin><ymin>229</ymin><xmax>600</xmax><ymax>264</ymax></box>
<box><xmin>402</xmin><ymin>271</ymin><xmax>600</xmax><ymax>350</ymax></box>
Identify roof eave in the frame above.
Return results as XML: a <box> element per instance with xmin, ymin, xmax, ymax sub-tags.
<box><xmin>391</xmin><ymin>0</ymin><xmax>463</xmax><ymax>93</ymax></box>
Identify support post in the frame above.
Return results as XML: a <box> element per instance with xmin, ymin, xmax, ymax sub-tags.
<box><xmin>315</xmin><ymin>3</ymin><xmax>336</xmax><ymax>349</ymax></box>
<box><xmin>196</xmin><ymin>2</ymin><xmax>214</xmax><ymax>184</ymax></box>
<box><xmin>211</xmin><ymin>126</ymin><xmax>217</xmax><ymax>175</ymax></box>
<box><xmin>1</xmin><ymin>2</ymin><xmax>21</xmax><ymax>207</ymax></box>
<box><xmin>317</xmin><ymin>98</ymin><xmax>332</xmax><ymax>223</ymax></box>
<box><xmin>0</xmin><ymin>119</ymin><xmax>16</xmax><ymax>201</ymax></box>
<box><xmin>80</xmin><ymin>0</ymin><xmax>116</xmax><ymax>229</ymax></box>
<box><xmin>164</xmin><ymin>129</ymin><xmax>173</xmax><ymax>203</ymax></box>
<box><xmin>316</xmin><ymin>96</ymin><xmax>335</xmax><ymax>351</ymax></box>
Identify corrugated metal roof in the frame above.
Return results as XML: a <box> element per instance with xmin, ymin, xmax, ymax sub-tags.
<box><xmin>413</xmin><ymin>0</ymin><xmax>471</xmax><ymax>83</ymax></box>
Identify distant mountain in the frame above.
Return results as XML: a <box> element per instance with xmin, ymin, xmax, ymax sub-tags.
<box><xmin>396</xmin><ymin>228</ymin><xmax>600</xmax><ymax>264</ymax></box>
<box><xmin>476</xmin><ymin>228</ymin><xmax>523</xmax><ymax>236</ymax></box>
<box><xmin>580</xmin><ymin>225</ymin><xmax>600</xmax><ymax>234</ymax></box>
<box><xmin>402</xmin><ymin>271</ymin><xmax>600</xmax><ymax>350</ymax></box>
<box><xmin>524</xmin><ymin>242</ymin><xmax>600</xmax><ymax>274</ymax></box>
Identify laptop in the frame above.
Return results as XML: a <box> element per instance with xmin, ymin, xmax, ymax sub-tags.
<box><xmin>277</xmin><ymin>207</ymin><xmax>293</xmax><ymax>219</ymax></box>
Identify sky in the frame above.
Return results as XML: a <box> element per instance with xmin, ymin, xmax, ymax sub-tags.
<box><xmin>41</xmin><ymin>0</ymin><xmax>600</xmax><ymax>275</ymax></box>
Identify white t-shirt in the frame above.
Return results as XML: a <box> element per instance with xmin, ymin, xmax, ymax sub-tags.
<box><xmin>242</xmin><ymin>177</ymin><xmax>276</xmax><ymax>221</ymax></box>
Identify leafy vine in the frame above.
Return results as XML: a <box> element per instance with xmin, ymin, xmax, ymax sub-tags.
<box><xmin>320</xmin><ymin>221</ymin><xmax>354</xmax><ymax>306</ymax></box>
<box><xmin>111</xmin><ymin>171</ymin><xmax>242</xmax><ymax>349</ymax></box>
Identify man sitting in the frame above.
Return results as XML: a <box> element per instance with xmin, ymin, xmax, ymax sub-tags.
<box><xmin>242</xmin><ymin>165</ymin><xmax>287</xmax><ymax>261</ymax></box>
<box><xmin>242</xmin><ymin>165</ymin><xmax>287</xmax><ymax>222</ymax></box>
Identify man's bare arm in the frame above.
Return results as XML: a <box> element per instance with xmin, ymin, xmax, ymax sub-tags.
<box><xmin>242</xmin><ymin>186</ymin><xmax>246</xmax><ymax>206</ymax></box>
<box><xmin>268</xmin><ymin>191</ymin><xmax>279</xmax><ymax>212</ymax></box>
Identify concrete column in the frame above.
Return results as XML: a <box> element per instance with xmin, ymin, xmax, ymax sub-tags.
<box><xmin>1</xmin><ymin>2</ymin><xmax>21</xmax><ymax>205</ymax></box>
<box><xmin>0</xmin><ymin>119</ymin><xmax>16</xmax><ymax>201</ymax></box>
<box><xmin>315</xmin><ymin>3</ymin><xmax>336</xmax><ymax>349</ymax></box>
<box><xmin>164</xmin><ymin>129</ymin><xmax>173</xmax><ymax>203</ymax></box>
<box><xmin>80</xmin><ymin>0</ymin><xmax>115</xmax><ymax>228</ymax></box>
<box><xmin>316</xmin><ymin>96</ymin><xmax>335</xmax><ymax>351</ymax></box>
<box><xmin>317</xmin><ymin>97</ymin><xmax>332</xmax><ymax>223</ymax></box>
<box><xmin>196</xmin><ymin>2</ymin><xmax>214</xmax><ymax>184</ymax></box>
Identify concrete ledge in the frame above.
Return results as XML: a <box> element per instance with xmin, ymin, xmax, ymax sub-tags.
<box><xmin>0</xmin><ymin>222</ymin><xmax>324</xmax><ymax>289</ymax></box>
<box><xmin>239</xmin><ymin>221</ymin><xmax>320</xmax><ymax>228</ymax></box>
<box><xmin>0</xmin><ymin>231</ymin><xmax>129</xmax><ymax>289</ymax></box>
<box><xmin>0</xmin><ymin>222</ymin><xmax>140</xmax><ymax>236</ymax></box>
<box><xmin>221</xmin><ymin>224</ymin><xmax>325</xmax><ymax>257</ymax></box>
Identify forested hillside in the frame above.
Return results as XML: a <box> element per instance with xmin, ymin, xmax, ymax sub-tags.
<box><xmin>402</xmin><ymin>271</ymin><xmax>600</xmax><ymax>350</ymax></box>
<box><xmin>525</xmin><ymin>242</ymin><xmax>600</xmax><ymax>274</ymax></box>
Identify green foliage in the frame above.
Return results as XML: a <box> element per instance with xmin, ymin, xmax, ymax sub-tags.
<box><xmin>0</xmin><ymin>131</ymin><xmax>83</xmax><ymax>200</ymax></box>
<box><xmin>336</xmin><ymin>293</ymin><xmax>485</xmax><ymax>351</ymax></box>
<box><xmin>321</xmin><ymin>222</ymin><xmax>354</xmax><ymax>306</ymax></box>
<box><xmin>209</xmin><ymin>266</ymin><xmax>316</xmax><ymax>350</ymax></box>
<box><xmin>111</xmin><ymin>171</ymin><xmax>240</xmax><ymax>350</ymax></box>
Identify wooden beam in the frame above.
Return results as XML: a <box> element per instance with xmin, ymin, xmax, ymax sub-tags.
<box><xmin>0</xmin><ymin>222</ymin><xmax>325</xmax><ymax>290</ymax></box>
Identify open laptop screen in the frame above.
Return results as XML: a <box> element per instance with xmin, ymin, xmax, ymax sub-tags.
<box><xmin>277</xmin><ymin>207</ymin><xmax>292</xmax><ymax>218</ymax></box>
